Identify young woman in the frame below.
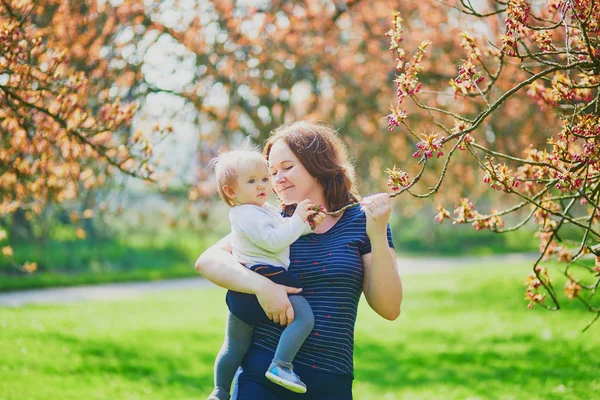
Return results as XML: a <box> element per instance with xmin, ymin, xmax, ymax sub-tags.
<box><xmin>196</xmin><ymin>121</ymin><xmax>403</xmax><ymax>399</ymax></box>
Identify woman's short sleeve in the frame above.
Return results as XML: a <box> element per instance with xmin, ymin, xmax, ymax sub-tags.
<box><xmin>358</xmin><ymin>223</ymin><xmax>395</xmax><ymax>255</ymax></box>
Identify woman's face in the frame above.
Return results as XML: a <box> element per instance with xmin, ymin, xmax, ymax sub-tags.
<box><xmin>268</xmin><ymin>140</ymin><xmax>319</xmax><ymax>205</ymax></box>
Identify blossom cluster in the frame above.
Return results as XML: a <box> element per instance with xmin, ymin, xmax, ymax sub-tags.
<box><xmin>451</xmin><ymin>59</ymin><xmax>485</xmax><ymax>97</ymax></box>
<box><xmin>393</xmin><ymin>41</ymin><xmax>430</xmax><ymax>104</ymax></box>
<box><xmin>532</xmin><ymin>199</ymin><xmax>560</xmax><ymax>226</ymax></box>
<box><xmin>514</xmin><ymin>150</ymin><xmax>551</xmax><ymax>194</ymax></box>
<box><xmin>386</xmin><ymin>106</ymin><xmax>407</xmax><ymax>132</ymax></box>
<box><xmin>482</xmin><ymin>159</ymin><xmax>518</xmax><ymax>192</ymax></box>
<box><xmin>459</xmin><ymin>32</ymin><xmax>481</xmax><ymax>61</ymax></box>
<box><xmin>537</xmin><ymin>230</ymin><xmax>562</xmax><ymax>261</ymax></box>
<box><xmin>471</xmin><ymin>210</ymin><xmax>505</xmax><ymax>231</ymax></box>
<box><xmin>570</xmin><ymin>114</ymin><xmax>600</xmax><ymax>139</ymax></box>
<box><xmin>434</xmin><ymin>199</ymin><xmax>505</xmax><ymax>231</ymax></box>
<box><xmin>413</xmin><ymin>133</ymin><xmax>445</xmax><ymax>159</ymax></box>
<box><xmin>532</xmin><ymin>31</ymin><xmax>555</xmax><ymax>52</ymax></box>
<box><xmin>386</xmin><ymin>12</ymin><xmax>405</xmax><ymax>60</ymax></box>
<box><xmin>385</xmin><ymin>167</ymin><xmax>410</xmax><ymax>192</ymax></box>
<box><xmin>524</xmin><ymin>266</ymin><xmax>550</xmax><ymax>309</ymax></box>
<box><xmin>564</xmin><ymin>277</ymin><xmax>582</xmax><ymax>300</ymax></box>
<box><xmin>571</xmin><ymin>0</ymin><xmax>600</xmax><ymax>33</ymax></box>
<box><xmin>385</xmin><ymin>13</ymin><xmax>433</xmax><ymax>132</ymax></box>
<box><xmin>501</xmin><ymin>0</ymin><xmax>531</xmax><ymax>56</ymax></box>
<box><xmin>528</xmin><ymin>73</ymin><xmax>596</xmax><ymax>111</ymax></box>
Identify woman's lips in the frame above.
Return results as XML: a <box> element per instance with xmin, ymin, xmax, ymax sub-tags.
<box><xmin>279</xmin><ymin>186</ymin><xmax>293</xmax><ymax>192</ymax></box>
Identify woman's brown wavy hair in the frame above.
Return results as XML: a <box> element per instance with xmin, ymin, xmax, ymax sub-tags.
<box><xmin>263</xmin><ymin>121</ymin><xmax>360</xmax><ymax>215</ymax></box>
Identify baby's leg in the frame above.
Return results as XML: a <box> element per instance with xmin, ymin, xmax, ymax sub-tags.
<box><xmin>273</xmin><ymin>295</ymin><xmax>314</xmax><ymax>363</ymax></box>
<box><xmin>211</xmin><ymin>312</ymin><xmax>254</xmax><ymax>399</ymax></box>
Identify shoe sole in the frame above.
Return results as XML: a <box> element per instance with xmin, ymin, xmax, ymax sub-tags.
<box><xmin>265</xmin><ymin>371</ymin><xmax>307</xmax><ymax>394</ymax></box>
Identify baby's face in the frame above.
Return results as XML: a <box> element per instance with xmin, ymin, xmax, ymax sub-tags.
<box><xmin>233</xmin><ymin>163</ymin><xmax>271</xmax><ymax>207</ymax></box>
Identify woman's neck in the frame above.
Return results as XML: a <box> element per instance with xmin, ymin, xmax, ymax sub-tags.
<box><xmin>313</xmin><ymin>212</ymin><xmax>342</xmax><ymax>234</ymax></box>
<box><xmin>313</xmin><ymin>192</ymin><xmax>343</xmax><ymax>234</ymax></box>
<box><xmin>305</xmin><ymin>188</ymin><xmax>328</xmax><ymax>211</ymax></box>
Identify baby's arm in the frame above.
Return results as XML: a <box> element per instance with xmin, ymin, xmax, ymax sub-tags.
<box><xmin>232</xmin><ymin>202</ymin><xmax>314</xmax><ymax>253</ymax></box>
<box><xmin>195</xmin><ymin>234</ymin><xmax>300</xmax><ymax>326</ymax></box>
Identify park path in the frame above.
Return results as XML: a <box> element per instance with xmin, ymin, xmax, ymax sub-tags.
<box><xmin>0</xmin><ymin>253</ymin><xmax>536</xmax><ymax>307</ymax></box>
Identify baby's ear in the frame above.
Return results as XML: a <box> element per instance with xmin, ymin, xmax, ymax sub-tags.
<box><xmin>222</xmin><ymin>185</ymin><xmax>236</xmax><ymax>200</ymax></box>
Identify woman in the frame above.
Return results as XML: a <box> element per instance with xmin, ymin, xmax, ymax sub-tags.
<box><xmin>196</xmin><ymin>121</ymin><xmax>403</xmax><ymax>399</ymax></box>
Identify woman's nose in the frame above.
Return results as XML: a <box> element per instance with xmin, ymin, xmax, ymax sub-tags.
<box><xmin>274</xmin><ymin>170</ymin><xmax>285</xmax><ymax>184</ymax></box>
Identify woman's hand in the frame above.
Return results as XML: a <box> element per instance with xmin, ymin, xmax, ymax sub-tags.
<box><xmin>360</xmin><ymin>193</ymin><xmax>392</xmax><ymax>241</ymax></box>
<box><xmin>255</xmin><ymin>280</ymin><xmax>302</xmax><ymax>326</ymax></box>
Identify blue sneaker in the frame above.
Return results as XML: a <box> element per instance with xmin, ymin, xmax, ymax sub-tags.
<box><xmin>265</xmin><ymin>360</ymin><xmax>307</xmax><ymax>394</ymax></box>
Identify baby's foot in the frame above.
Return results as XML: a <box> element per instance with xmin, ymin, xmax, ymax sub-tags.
<box><xmin>265</xmin><ymin>360</ymin><xmax>307</xmax><ymax>394</ymax></box>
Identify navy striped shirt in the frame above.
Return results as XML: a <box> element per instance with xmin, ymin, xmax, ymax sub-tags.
<box><xmin>252</xmin><ymin>205</ymin><xmax>394</xmax><ymax>377</ymax></box>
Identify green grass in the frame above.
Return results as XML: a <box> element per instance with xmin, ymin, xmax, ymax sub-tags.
<box><xmin>1</xmin><ymin>263</ymin><xmax>599</xmax><ymax>399</ymax></box>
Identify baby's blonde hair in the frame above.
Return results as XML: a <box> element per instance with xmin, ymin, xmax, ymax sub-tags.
<box><xmin>210</xmin><ymin>147</ymin><xmax>268</xmax><ymax>207</ymax></box>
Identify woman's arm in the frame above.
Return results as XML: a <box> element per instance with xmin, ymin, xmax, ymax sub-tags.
<box><xmin>360</xmin><ymin>194</ymin><xmax>403</xmax><ymax>320</ymax></box>
<box><xmin>362</xmin><ymin>245</ymin><xmax>402</xmax><ymax>320</ymax></box>
<box><xmin>195</xmin><ymin>234</ymin><xmax>302</xmax><ymax>325</ymax></box>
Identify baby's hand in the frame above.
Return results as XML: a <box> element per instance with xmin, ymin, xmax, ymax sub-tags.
<box><xmin>307</xmin><ymin>206</ymin><xmax>326</xmax><ymax>230</ymax></box>
<box><xmin>294</xmin><ymin>199</ymin><xmax>316</xmax><ymax>222</ymax></box>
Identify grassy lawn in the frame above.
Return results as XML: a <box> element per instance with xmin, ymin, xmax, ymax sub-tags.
<box><xmin>1</xmin><ymin>262</ymin><xmax>599</xmax><ymax>399</ymax></box>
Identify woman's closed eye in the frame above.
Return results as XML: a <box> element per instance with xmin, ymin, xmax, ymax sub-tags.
<box><xmin>270</xmin><ymin>165</ymin><xmax>293</xmax><ymax>176</ymax></box>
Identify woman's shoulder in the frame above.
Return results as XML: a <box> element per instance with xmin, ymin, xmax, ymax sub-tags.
<box><xmin>308</xmin><ymin>204</ymin><xmax>365</xmax><ymax>238</ymax></box>
<box><xmin>341</xmin><ymin>204</ymin><xmax>366</xmax><ymax>225</ymax></box>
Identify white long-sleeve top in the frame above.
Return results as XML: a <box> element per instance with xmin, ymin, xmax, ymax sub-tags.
<box><xmin>230</xmin><ymin>203</ymin><xmax>313</xmax><ymax>269</ymax></box>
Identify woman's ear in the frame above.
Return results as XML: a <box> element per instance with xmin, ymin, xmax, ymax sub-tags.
<box><xmin>222</xmin><ymin>185</ymin><xmax>236</xmax><ymax>201</ymax></box>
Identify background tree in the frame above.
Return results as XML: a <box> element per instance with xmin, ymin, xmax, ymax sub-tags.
<box><xmin>0</xmin><ymin>0</ymin><xmax>166</xmax><ymax>270</ymax></box>
<box><xmin>139</xmin><ymin>0</ymin><xmax>559</xmax><ymax>206</ymax></box>
<box><xmin>3</xmin><ymin>0</ymin><xmax>561</xmax><ymax>201</ymax></box>
<box><xmin>4</xmin><ymin>0</ymin><xmax>594</xmax><ymax>286</ymax></box>
<box><xmin>383</xmin><ymin>0</ymin><xmax>599</xmax><ymax>328</ymax></box>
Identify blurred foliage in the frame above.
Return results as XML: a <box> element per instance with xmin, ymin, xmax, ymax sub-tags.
<box><xmin>1</xmin><ymin>0</ymin><xmax>553</xmax><ymax>198</ymax></box>
<box><xmin>0</xmin><ymin>222</ymin><xmax>218</xmax><ymax>291</ymax></box>
<box><xmin>4</xmin><ymin>0</ymin><xmax>592</xmax><ymax>291</ymax></box>
<box><xmin>391</xmin><ymin>213</ymin><xmax>538</xmax><ymax>256</ymax></box>
<box><xmin>0</xmin><ymin>187</ymin><xmax>225</xmax><ymax>290</ymax></box>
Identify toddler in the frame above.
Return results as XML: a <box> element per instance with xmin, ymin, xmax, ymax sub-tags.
<box><xmin>207</xmin><ymin>149</ymin><xmax>322</xmax><ymax>400</ymax></box>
